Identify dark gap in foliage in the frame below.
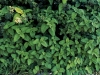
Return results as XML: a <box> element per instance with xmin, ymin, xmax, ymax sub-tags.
<box><xmin>78</xmin><ymin>3</ymin><xmax>87</xmax><ymax>9</ymax></box>
<box><xmin>0</xmin><ymin>22</ymin><xmax>5</xmax><ymax>38</ymax></box>
<box><xmin>0</xmin><ymin>34</ymin><xmax>3</xmax><ymax>38</ymax></box>
<box><xmin>56</xmin><ymin>24</ymin><xmax>64</xmax><ymax>40</ymax></box>
<box><xmin>52</xmin><ymin>1</ymin><xmax>59</xmax><ymax>10</ymax></box>
<box><xmin>34</xmin><ymin>19</ymin><xmax>39</xmax><ymax>26</ymax></box>
<box><xmin>35</xmin><ymin>0</ymin><xmax>49</xmax><ymax>9</ymax></box>
<box><xmin>26</xmin><ymin>46</ymin><xmax>31</xmax><ymax>52</ymax></box>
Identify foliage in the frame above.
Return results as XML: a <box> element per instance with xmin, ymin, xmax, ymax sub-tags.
<box><xmin>0</xmin><ymin>0</ymin><xmax>100</xmax><ymax>75</ymax></box>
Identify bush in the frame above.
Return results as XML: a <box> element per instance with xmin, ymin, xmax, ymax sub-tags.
<box><xmin>0</xmin><ymin>0</ymin><xmax>100</xmax><ymax>75</ymax></box>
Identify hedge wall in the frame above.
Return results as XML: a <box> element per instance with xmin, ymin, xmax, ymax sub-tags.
<box><xmin>0</xmin><ymin>0</ymin><xmax>100</xmax><ymax>75</ymax></box>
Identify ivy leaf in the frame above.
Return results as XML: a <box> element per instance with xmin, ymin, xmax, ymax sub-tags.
<box><xmin>15</xmin><ymin>7</ymin><xmax>23</xmax><ymax>14</ymax></box>
<box><xmin>14</xmin><ymin>34</ymin><xmax>20</xmax><ymax>42</ymax></box>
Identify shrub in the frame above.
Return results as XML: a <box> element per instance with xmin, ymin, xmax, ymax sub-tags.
<box><xmin>0</xmin><ymin>0</ymin><xmax>100</xmax><ymax>75</ymax></box>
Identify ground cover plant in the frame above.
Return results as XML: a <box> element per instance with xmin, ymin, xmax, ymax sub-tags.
<box><xmin>0</xmin><ymin>0</ymin><xmax>100</xmax><ymax>75</ymax></box>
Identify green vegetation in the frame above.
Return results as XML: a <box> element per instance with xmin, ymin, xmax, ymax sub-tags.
<box><xmin>0</xmin><ymin>0</ymin><xmax>100</xmax><ymax>75</ymax></box>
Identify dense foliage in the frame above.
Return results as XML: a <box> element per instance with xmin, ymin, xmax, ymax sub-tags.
<box><xmin>0</xmin><ymin>0</ymin><xmax>100</xmax><ymax>75</ymax></box>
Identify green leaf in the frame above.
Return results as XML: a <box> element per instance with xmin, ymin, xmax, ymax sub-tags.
<box><xmin>49</xmin><ymin>28</ymin><xmax>55</xmax><ymax>36</ymax></box>
<box><xmin>52</xmin><ymin>18</ymin><xmax>58</xmax><ymax>24</ymax></box>
<box><xmin>33</xmin><ymin>39</ymin><xmax>39</xmax><ymax>44</ymax></box>
<box><xmin>35</xmin><ymin>66</ymin><xmax>39</xmax><ymax>71</ymax></box>
<box><xmin>27</xmin><ymin>59</ymin><xmax>33</xmax><ymax>65</ymax></box>
<box><xmin>30</xmin><ymin>51</ymin><xmax>36</xmax><ymax>55</ymax></box>
<box><xmin>21</xmin><ymin>27</ymin><xmax>30</xmax><ymax>33</ymax></box>
<box><xmin>15</xmin><ymin>7</ymin><xmax>23</xmax><ymax>14</ymax></box>
<box><xmin>45</xmin><ymin>63</ymin><xmax>51</xmax><ymax>69</ymax></box>
<box><xmin>24</xmin><ymin>9</ymin><xmax>32</xmax><ymax>13</ymax></box>
<box><xmin>0</xmin><ymin>45</ymin><xmax>5</xmax><ymax>50</ymax></box>
<box><xmin>66</xmin><ymin>70</ymin><xmax>72</xmax><ymax>75</ymax></box>
<box><xmin>39</xmin><ymin>54</ymin><xmax>44</xmax><ymax>59</ymax></box>
<box><xmin>81</xmin><ymin>38</ymin><xmax>88</xmax><ymax>43</ymax></box>
<box><xmin>33</xmin><ymin>69</ymin><xmax>37</xmax><ymax>74</ymax></box>
<box><xmin>93</xmin><ymin>48</ymin><xmax>99</xmax><ymax>57</ymax></box>
<box><xmin>36</xmin><ymin>43</ymin><xmax>41</xmax><ymax>50</ymax></box>
<box><xmin>59</xmin><ymin>68</ymin><xmax>65</xmax><ymax>73</ymax></box>
<box><xmin>41</xmin><ymin>24</ymin><xmax>49</xmax><ymax>33</ymax></box>
<box><xmin>96</xmin><ymin>29</ymin><xmax>100</xmax><ymax>36</ymax></box>
<box><xmin>46</xmin><ymin>52</ymin><xmax>52</xmax><ymax>58</ymax></box>
<box><xmin>4</xmin><ymin>22</ymin><xmax>15</xmax><ymax>29</ymax></box>
<box><xmin>0</xmin><ymin>58</ymin><xmax>5</xmax><ymax>63</ymax></box>
<box><xmin>16</xmin><ymin>50</ymin><xmax>22</xmax><ymax>55</ymax></box>
<box><xmin>16</xmin><ymin>28</ymin><xmax>21</xmax><ymax>34</ymax></box>
<box><xmin>85</xmin><ymin>66</ymin><xmax>92</xmax><ymax>74</ymax></box>
<box><xmin>62</xmin><ymin>0</ymin><xmax>67</xmax><ymax>4</ymax></box>
<box><xmin>24</xmin><ymin>42</ymin><xmax>29</xmax><ymax>48</ymax></box>
<box><xmin>97</xmin><ymin>57</ymin><xmax>100</xmax><ymax>63</ymax></box>
<box><xmin>33</xmin><ymin>66</ymin><xmax>39</xmax><ymax>74</ymax></box>
<box><xmin>52</xmin><ymin>66</ymin><xmax>57</xmax><ymax>72</ymax></box>
<box><xmin>71</xmin><ymin>12</ymin><xmax>77</xmax><ymax>19</ymax></box>
<box><xmin>59</xmin><ymin>40</ymin><xmax>65</xmax><ymax>45</ymax></box>
<box><xmin>41</xmin><ymin>41</ymin><xmax>48</xmax><ymax>47</ymax></box>
<box><xmin>0</xmin><ymin>6</ymin><xmax>8</xmax><ymax>15</ymax></box>
<box><xmin>30</xmin><ymin>31</ymin><xmax>35</xmax><ymax>38</ymax></box>
<box><xmin>67</xmin><ymin>64</ymin><xmax>71</xmax><ymax>70</ymax></box>
<box><xmin>48</xmin><ymin>0</ymin><xmax>53</xmax><ymax>5</ymax></box>
<box><xmin>23</xmin><ymin>34</ymin><xmax>30</xmax><ymax>41</ymax></box>
<box><xmin>11</xmin><ymin>54</ymin><xmax>16</xmax><ymax>59</ymax></box>
<box><xmin>16</xmin><ymin>57</ymin><xmax>20</xmax><ymax>63</ymax></box>
<box><xmin>15</xmin><ymin>28</ymin><xmax>25</xmax><ymax>38</ymax></box>
<box><xmin>8</xmin><ymin>28</ymin><xmax>14</xmax><ymax>35</ymax></box>
<box><xmin>60</xmin><ymin>60</ymin><xmax>64</xmax><ymax>64</ymax></box>
<box><xmin>14</xmin><ymin>34</ymin><xmax>20</xmax><ymax>42</ymax></box>
<box><xmin>0</xmin><ymin>58</ymin><xmax>7</xmax><ymax>66</ymax></box>
<box><xmin>95</xmin><ymin>64</ymin><xmax>100</xmax><ymax>71</ymax></box>
<box><xmin>58</xmin><ymin>3</ymin><xmax>63</xmax><ymax>14</ymax></box>
<box><xmin>7</xmin><ymin>48</ymin><xmax>13</xmax><ymax>53</ymax></box>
